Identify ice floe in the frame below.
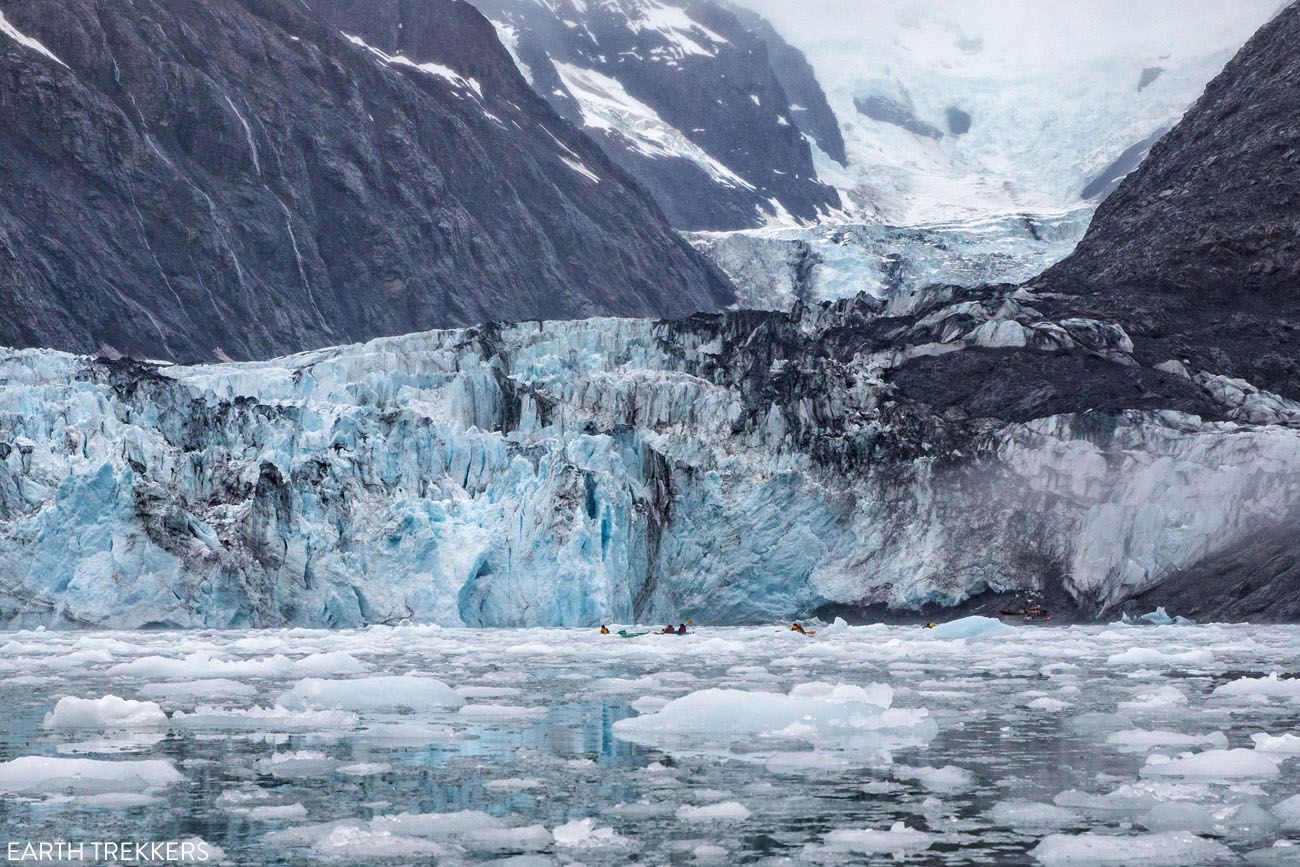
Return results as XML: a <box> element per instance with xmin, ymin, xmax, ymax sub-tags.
<box><xmin>44</xmin><ymin>695</ymin><xmax>167</xmax><ymax>728</ymax></box>
<box><xmin>1032</xmin><ymin>830</ymin><xmax>1235</xmax><ymax>865</ymax></box>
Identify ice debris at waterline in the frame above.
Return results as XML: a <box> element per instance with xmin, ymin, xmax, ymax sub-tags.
<box><xmin>1</xmin><ymin>623</ymin><xmax>1300</xmax><ymax>862</ymax></box>
<box><xmin>6</xmin><ymin>309</ymin><xmax>1300</xmax><ymax>628</ymax></box>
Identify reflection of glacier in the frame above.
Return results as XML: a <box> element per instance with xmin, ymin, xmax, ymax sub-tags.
<box><xmin>3</xmin><ymin>302</ymin><xmax>1299</xmax><ymax>628</ymax></box>
<box><xmin>690</xmin><ymin>209</ymin><xmax>1089</xmax><ymax>310</ymax></box>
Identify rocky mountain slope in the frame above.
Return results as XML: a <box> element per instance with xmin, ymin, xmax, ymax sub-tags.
<box><xmin>1040</xmin><ymin>0</ymin><xmax>1300</xmax><ymax>402</ymax></box>
<box><xmin>473</xmin><ymin>0</ymin><xmax>842</xmax><ymax>229</ymax></box>
<box><xmin>0</xmin><ymin>0</ymin><xmax>732</xmax><ymax>364</ymax></box>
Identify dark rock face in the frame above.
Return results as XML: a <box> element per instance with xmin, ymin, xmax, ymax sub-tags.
<box><xmin>1042</xmin><ymin>1</ymin><xmax>1300</xmax><ymax>399</ymax></box>
<box><xmin>1137</xmin><ymin>66</ymin><xmax>1164</xmax><ymax>90</ymax></box>
<box><xmin>854</xmin><ymin>95</ymin><xmax>944</xmax><ymax>140</ymax></box>
<box><xmin>473</xmin><ymin>0</ymin><xmax>841</xmax><ymax>230</ymax></box>
<box><xmin>0</xmin><ymin>0</ymin><xmax>733</xmax><ymax>363</ymax></box>
<box><xmin>1079</xmin><ymin>126</ymin><xmax>1170</xmax><ymax>200</ymax></box>
<box><xmin>722</xmin><ymin>2</ymin><xmax>847</xmax><ymax>165</ymax></box>
<box><xmin>945</xmin><ymin>106</ymin><xmax>972</xmax><ymax>135</ymax></box>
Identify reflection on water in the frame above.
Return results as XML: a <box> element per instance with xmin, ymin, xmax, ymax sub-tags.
<box><xmin>1</xmin><ymin>624</ymin><xmax>1298</xmax><ymax>864</ymax></box>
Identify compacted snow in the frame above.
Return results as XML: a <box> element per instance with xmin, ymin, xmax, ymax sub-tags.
<box><xmin>1</xmin><ymin>621</ymin><xmax>1299</xmax><ymax>863</ymax></box>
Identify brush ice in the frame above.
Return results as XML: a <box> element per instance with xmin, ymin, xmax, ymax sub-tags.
<box><xmin>44</xmin><ymin>695</ymin><xmax>167</xmax><ymax>728</ymax></box>
<box><xmin>1032</xmin><ymin>830</ymin><xmax>1235</xmax><ymax>865</ymax></box>
<box><xmin>0</xmin><ymin>756</ymin><xmax>182</xmax><ymax>794</ymax></box>
<box><xmin>4</xmin><ymin>623</ymin><xmax>1300</xmax><ymax>860</ymax></box>
<box><xmin>277</xmin><ymin>676</ymin><xmax>464</xmax><ymax>712</ymax></box>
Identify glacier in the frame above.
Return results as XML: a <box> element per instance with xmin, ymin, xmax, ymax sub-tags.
<box><xmin>3</xmin><ymin>295</ymin><xmax>1300</xmax><ymax>629</ymax></box>
<box><xmin>689</xmin><ymin>208</ymin><xmax>1090</xmax><ymax>309</ymax></box>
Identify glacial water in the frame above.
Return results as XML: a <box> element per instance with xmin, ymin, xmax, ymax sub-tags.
<box><xmin>2</xmin><ymin>621</ymin><xmax>1299</xmax><ymax>864</ymax></box>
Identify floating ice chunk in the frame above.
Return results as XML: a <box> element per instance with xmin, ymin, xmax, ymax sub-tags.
<box><xmin>336</xmin><ymin>762</ymin><xmax>391</xmax><ymax>776</ymax></box>
<box><xmin>107</xmin><ymin>653</ymin><xmax>295</xmax><ymax>679</ymax></box>
<box><xmin>820</xmin><ymin>617</ymin><xmax>850</xmax><ymax>636</ymax></box>
<box><xmin>56</xmin><ymin>733</ymin><xmax>166</xmax><ymax>755</ymax></box>
<box><xmin>1272</xmin><ymin>793</ymin><xmax>1300</xmax><ymax>826</ymax></box>
<box><xmin>631</xmin><ymin>695</ymin><xmax>670</xmax><ymax>714</ymax></box>
<box><xmin>44</xmin><ymin>695</ymin><xmax>167</xmax><ymax>728</ymax></box>
<box><xmin>74</xmin><ymin>791</ymin><xmax>162</xmax><ymax>809</ymax></box>
<box><xmin>613</xmin><ymin>681</ymin><xmax>934</xmax><ymax>755</ymax></box>
<box><xmin>553</xmin><ymin>818</ymin><xmax>627</xmax><ymax>847</ymax></box>
<box><xmin>257</xmin><ymin>750</ymin><xmax>338</xmax><ymax>779</ymax></box>
<box><xmin>988</xmin><ymin>800</ymin><xmax>1077</xmax><ymax>829</ymax></box>
<box><xmin>457</xmin><ymin>703</ymin><xmax>547</xmax><ymax>719</ymax></box>
<box><xmin>928</xmin><ymin>616</ymin><xmax>1017</xmax><ymax>639</ymax></box>
<box><xmin>1119</xmin><ymin>686</ymin><xmax>1188</xmax><ymax>710</ymax></box>
<box><xmin>1213</xmin><ymin>673</ymin><xmax>1300</xmax><ymax>700</ymax></box>
<box><xmin>138</xmin><ymin>680</ymin><xmax>258</xmax><ymax>701</ymax></box>
<box><xmin>1252</xmin><ymin>732</ymin><xmax>1300</xmax><ymax>754</ymax></box>
<box><xmin>1027</xmin><ymin>697</ymin><xmax>1072</xmax><ymax>711</ymax></box>
<box><xmin>290</xmin><ymin>651</ymin><xmax>369</xmax><ymax>676</ymax></box>
<box><xmin>1221</xmin><ymin>801</ymin><xmax>1281</xmax><ymax>839</ymax></box>
<box><xmin>242</xmin><ymin>803</ymin><xmax>309</xmax><ymax>821</ymax></box>
<box><xmin>265</xmin><ymin>820</ymin><xmax>446</xmax><ymax>860</ymax></box>
<box><xmin>267</xmin><ymin>810</ymin><xmax>523</xmax><ymax>858</ymax></box>
<box><xmin>815</xmin><ymin>821</ymin><xmax>934</xmax><ymax>855</ymax></box>
<box><xmin>485</xmin><ymin>777</ymin><xmax>543</xmax><ymax>791</ymax></box>
<box><xmin>371</xmin><ymin>811</ymin><xmax>506</xmax><ymax>839</ymax></box>
<box><xmin>1137</xmin><ymin>801</ymin><xmax>1218</xmax><ymax>833</ymax></box>
<box><xmin>278</xmin><ymin>676</ymin><xmax>464</xmax><ymax>712</ymax></box>
<box><xmin>894</xmin><ymin>765</ymin><xmax>976</xmax><ymax>794</ymax></box>
<box><xmin>1053</xmin><ymin>779</ymin><xmax>1217</xmax><ymax>815</ymax></box>
<box><xmin>1106</xmin><ymin>730</ymin><xmax>1228</xmax><ymax>752</ymax></box>
<box><xmin>693</xmin><ymin>843</ymin><xmax>729</xmax><ymax>860</ymax></box>
<box><xmin>1141</xmin><ymin>748</ymin><xmax>1280</xmax><ymax>779</ymax></box>
<box><xmin>676</xmin><ymin>802</ymin><xmax>751</xmax><ymax>822</ymax></box>
<box><xmin>1032</xmin><ymin>830</ymin><xmax>1234</xmax><ymax>865</ymax></box>
<box><xmin>1138</xmin><ymin>607</ymin><xmax>1174</xmax><ymax>625</ymax></box>
<box><xmin>1106</xmin><ymin>648</ymin><xmax>1214</xmax><ymax>667</ymax></box>
<box><xmin>0</xmin><ymin>756</ymin><xmax>182</xmax><ymax>794</ymax></box>
<box><xmin>171</xmin><ymin>705</ymin><xmax>358</xmax><ymax>731</ymax></box>
<box><xmin>455</xmin><ymin>686</ymin><xmax>523</xmax><ymax>699</ymax></box>
<box><xmin>356</xmin><ymin>723</ymin><xmax>461</xmax><ymax>745</ymax></box>
<box><xmin>1246</xmin><ymin>840</ymin><xmax>1300</xmax><ymax>866</ymax></box>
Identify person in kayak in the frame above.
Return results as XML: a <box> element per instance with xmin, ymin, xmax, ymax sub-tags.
<box><xmin>790</xmin><ymin>623</ymin><xmax>817</xmax><ymax>636</ymax></box>
<box><xmin>600</xmin><ymin>625</ymin><xmax>610</xmax><ymax>635</ymax></box>
<box><xmin>676</xmin><ymin>623</ymin><xmax>688</xmax><ymax>635</ymax></box>
<box><xmin>660</xmin><ymin>625</ymin><xmax>676</xmax><ymax>634</ymax></box>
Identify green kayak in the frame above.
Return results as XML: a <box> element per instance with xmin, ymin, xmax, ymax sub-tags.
<box><xmin>618</xmin><ymin>630</ymin><xmax>649</xmax><ymax>639</ymax></box>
